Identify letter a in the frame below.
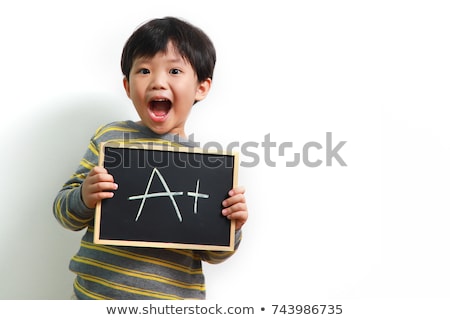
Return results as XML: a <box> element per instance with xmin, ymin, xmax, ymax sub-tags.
<box><xmin>128</xmin><ymin>168</ymin><xmax>184</xmax><ymax>222</ymax></box>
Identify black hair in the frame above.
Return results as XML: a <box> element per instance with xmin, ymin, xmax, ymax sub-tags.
<box><xmin>121</xmin><ymin>16</ymin><xmax>216</xmax><ymax>82</ymax></box>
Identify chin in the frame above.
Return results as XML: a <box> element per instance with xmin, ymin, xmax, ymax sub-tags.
<box><xmin>151</xmin><ymin>127</ymin><xmax>170</xmax><ymax>135</ymax></box>
<box><xmin>150</xmin><ymin>125</ymin><xmax>175</xmax><ymax>136</ymax></box>
<box><xmin>145</xmin><ymin>120</ymin><xmax>184</xmax><ymax>137</ymax></box>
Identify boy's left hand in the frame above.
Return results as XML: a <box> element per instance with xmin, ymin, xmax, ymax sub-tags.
<box><xmin>222</xmin><ymin>186</ymin><xmax>248</xmax><ymax>231</ymax></box>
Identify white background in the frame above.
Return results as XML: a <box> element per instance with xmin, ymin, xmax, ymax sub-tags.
<box><xmin>0</xmin><ymin>0</ymin><xmax>449</xmax><ymax>312</ymax></box>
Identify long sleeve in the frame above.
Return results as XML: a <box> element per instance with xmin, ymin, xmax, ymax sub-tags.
<box><xmin>53</xmin><ymin>129</ymin><xmax>100</xmax><ymax>230</ymax></box>
<box><xmin>195</xmin><ymin>229</ymin><xmax>242</xmax><ymax>264</ymax></box>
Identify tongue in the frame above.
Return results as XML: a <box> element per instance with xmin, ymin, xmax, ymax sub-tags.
<box><xmin>153</xmin><ymin>106</ymin><xmax>168</xmax><ymax>116</ymax></box>
<box><xmin>151</xmin><ymin>101</ymin><xmax>171</xmax><ymax>116</ymax></box>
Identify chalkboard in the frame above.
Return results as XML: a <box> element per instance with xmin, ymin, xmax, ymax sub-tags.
<box><xmin>94</xmin><ymin>142</ymin><xmax>238</xmax><ymax>251</ymax></box>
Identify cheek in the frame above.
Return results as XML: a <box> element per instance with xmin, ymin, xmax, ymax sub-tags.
<box><xmin>129</xmin><ymin>85</ymin><xmax>146</xmax><ymax>101</ymax></box>
<box><xmin>173</xmin><ymin>90</ymin><xmax>194</xmax><ymax>105</ymax></box>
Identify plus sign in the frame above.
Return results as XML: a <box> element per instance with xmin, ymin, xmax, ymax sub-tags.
<box><xmin>187</xmin><ymin>179</ymin><xmax>210</xmax><ymax>214</ymax></box>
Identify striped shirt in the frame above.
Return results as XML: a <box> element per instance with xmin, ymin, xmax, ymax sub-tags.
<box><xmin>53</xmin><ymin>121</ymin><xmax>241</xmax><ymax>299</ymax></box>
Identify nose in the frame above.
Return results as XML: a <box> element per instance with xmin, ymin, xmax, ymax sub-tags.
<box><xmin>148</xmin><ymin>72</ymin><xmax>167</xmax><ymax>90</ymax></box>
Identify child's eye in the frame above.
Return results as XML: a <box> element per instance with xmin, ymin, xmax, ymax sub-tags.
<box><xmin>138</xmin><ymin>68</ymin><xmax>150</xmax><ymax>74</ymax></box>
<box><xmin>169</xmin><ymin>68</ymin><xmax>182</xmax><ymax>75</ymax></box>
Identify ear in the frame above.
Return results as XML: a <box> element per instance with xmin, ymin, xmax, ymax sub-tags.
<box><xmin>195</xmin><ymin>78</ymin><xmax>212</xmax><ymax>102</ymax></box>
<box><xmin>123</xmin><ymin>77</ymin><xmax>131</xmax><ymax>98</ymax></box>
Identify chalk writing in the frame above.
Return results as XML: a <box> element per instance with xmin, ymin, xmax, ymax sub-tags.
<box><xmin>128</xmin><ymin>168</ymin><xmax>183</xmax><ymax>222</ymax></box>
<box><xmin>187</xmin><ymin>179</ymin><xmax>210</xmax><ymax>214</ymax></box>
<box><xmin>127</xmin><ymin>169</ymin><xmax>211</xmax><ymax>223</ymax></box>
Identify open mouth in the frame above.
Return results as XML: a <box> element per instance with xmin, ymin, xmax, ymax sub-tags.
<box><xmin>149</xmin><ymin>98</ymin><xmax>172</xmax><ymax>122</ymax></box>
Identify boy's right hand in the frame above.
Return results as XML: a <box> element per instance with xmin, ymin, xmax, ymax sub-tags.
<box><xmin>81</xmin><ymin>166</ymin><xmax>118</xmax><ymax>209</ymax></box>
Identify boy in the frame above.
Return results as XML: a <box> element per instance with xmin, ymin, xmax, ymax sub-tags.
<box><xmin>53</xmin><ymin>16</ymin><xmax>248</xmax><ymax>300</ymax></box>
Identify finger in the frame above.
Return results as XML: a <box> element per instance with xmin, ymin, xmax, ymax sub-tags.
<box><xmin>222</xmin><ymin>193</ymin><xmax>246</xmax><ymax>208</ymax></box>
<box><xmin>86</xmin><ymin>173</ymin><xmax>115</xmax><ymax>185</ymax></box>
<box><xmin>222</xmin><ymin>202</ymin><xmax>247</xmax><ymax>216</ymax></box>
<box><xmin>92</xmin><ymin>191</ymin><xmax>116</xmax><ymax>201</ymax></box>
<box><xmin>85</xmin><ymin>191</ymin><xmax>115</xmax><ymax>208</ymax></box>
<box><xmin>86</xmin><ymin>181</ymin><xmax>118</xmax><ymax>193</ymax></box>
<box><xmin>96</xmin><ymin>173</ymin><xmax>115</xmax><ymax>183</ymax></box>
<box><xmin>89</xmin><ymin>166</ymin><xmax>108</xmax><ymax>176</ymax></box>
<box><xmin>223</xmin><ymin>210</ymin><xmax>248</xmax><ymax>231</ymax></box>
<box><xmin>228</xmin><ymin>186</ymin><xmax>246</xmax><ymax>197</ymax></box>
<box><xmin>224</xmin><ymin>209</ymin><xmax>247</xmax><ymax>220</ymax></box>
<box><xmin>82</xmin><ymin>187</ymin><xmax>115</xmax><ymax>209</ymax></box>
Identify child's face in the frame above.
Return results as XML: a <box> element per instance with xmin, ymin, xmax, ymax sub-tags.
<box><xmin>123</xmin><ymin>41</ymin><xmax>211</xmax><ymax>137</ymax></box>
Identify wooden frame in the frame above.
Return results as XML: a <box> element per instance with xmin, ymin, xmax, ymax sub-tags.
<box><xmin>94</xmin><ymin>141</ymin><xmax>238</xmax><ymax>251</ymax></box>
